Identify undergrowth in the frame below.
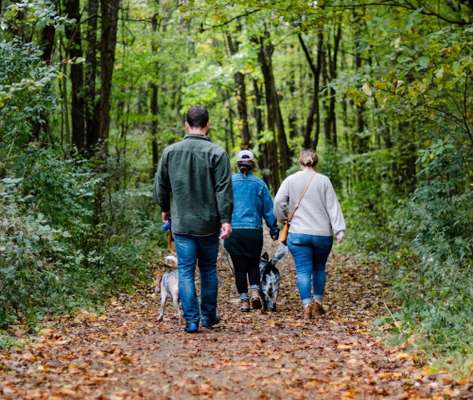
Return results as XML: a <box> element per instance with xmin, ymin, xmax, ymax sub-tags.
<box><xmin>339</xmin><ymin>139</ymin><xmax>473</xmax><ymax>376</ymax></box>
<box><xmin>0</xmin><ymin>148</ymin><xmax>165</xmax><ymax>342</ymax></box>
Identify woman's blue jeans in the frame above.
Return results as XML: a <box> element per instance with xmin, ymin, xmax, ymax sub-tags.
<box><xmin>287</xmin><ymin>233</ymin><xmax>333</xmax><ymax>305</ymax></box>
<box><xmin>173</xmin><ymin>233</ymin><xmax>219</xmax><ymax>324</ymax></box>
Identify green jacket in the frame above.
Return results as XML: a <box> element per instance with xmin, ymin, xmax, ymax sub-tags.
<box><xmin>154</xmin><ymin>134</ymin><xmax>233</xmax><ymax>236</ymax></box>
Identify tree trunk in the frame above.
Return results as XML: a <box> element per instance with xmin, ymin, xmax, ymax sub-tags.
<box><xmin>257</xmin><ymin>36</ymin><xmax>280</xmax><ymax>188</ymax></box>
<box><xmin>353</xmin><ymin>5</ymin><xmax>368</xmax><ymax>154</ymax></box>
<box><xmin>328</xmin><ymin>23</ymin><xmax>342</xmax><ymax>148</ymax></box>
<box><xmin>98</xmin><ymin>0</ymin><xmax>121</xmax><ymax>150</ymax></box>
<box><xmin>287</xmin><ymin>65</ymin><xmax>298</xmax><ymax>140</ymax></box>
<box><xmin>322</xmin><ymin>39</ymin><xmax>331</xmax><ymax>146</ymax></box>
<box><xmin>150</xmin><ymin>10</ymin><xmax>159</xmax><ymax>175</ymax></box>
<box><xmin>31</xmin><ymin>21</ymin><xmax>56</xmax><ymax>141</ymax></box>
<box><xmin>225</xmin><ymin>102</ymin><xmax>235</xmax><ymax>155</ymax></box>
<box><xmin>226</xmin><ymin>32</ymin><xmax>251</xmax><ymax>148</ymax></box>
<box><xmin>257</xmin><ymin>33</ymin><xmax>289</xmax><ymax>184</ymax></box>
<box><xmin>298</xmin><ymin>31</ymin><xmax>323</xmax><ymax>150</ymax></box>
<box><xmin>85</xmin><ymin>0</ymin><xmax>99</xmax><ymax>152</ymax></box>
<box><xmin>64</xmin><ymin>0</ymin><xmax>86</xmax><ymax>152</ymax></box>
<box><xmin>252</xmin><ymin>78</ymin><xmax>271</xmax><ymax>186</ymax></box>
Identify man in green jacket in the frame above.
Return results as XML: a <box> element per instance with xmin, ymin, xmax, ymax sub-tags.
<box><xmin>154</xmin><ymin>106</ymin><xmax>233</xmax><ymax>333</ymax></box>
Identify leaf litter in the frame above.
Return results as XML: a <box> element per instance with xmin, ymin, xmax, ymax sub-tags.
<box><xmin>0</xmin><ymin>238</ymin><xmax>472</xmax><ymax>399</ymax></box>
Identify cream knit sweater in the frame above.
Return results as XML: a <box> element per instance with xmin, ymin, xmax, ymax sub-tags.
<box><xmin>274</xmin><ymin>170</ymin><xmax>346</xmax><ymax>237</ymax></box>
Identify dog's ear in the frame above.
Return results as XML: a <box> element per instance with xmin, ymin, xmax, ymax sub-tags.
<box><xmin>262</xmin><ymin>252</ymin><xmax>269</xmax><ymax>261</ymax></box>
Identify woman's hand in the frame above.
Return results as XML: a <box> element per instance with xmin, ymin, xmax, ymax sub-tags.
<box><xmin>336</xmin><ymin>230</ymin><xmax>345</xmax><ymax>243</ymax></box>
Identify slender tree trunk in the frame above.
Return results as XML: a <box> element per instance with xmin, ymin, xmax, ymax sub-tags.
<box><xmin>252</xmin><ymin>78</ymin><xmax>271</xmax><ymax>186</ymax></box>
<box><xmin>226</xmin><ymin>32</ymin><xmax>251</xmax><ymax>148</ymax></box>
<box><xmin>31</xmin><ymin>21</ymin><xmax>56</xmax><ymax>141</ymax></box>
<box><xmin>298</xmin><ymin>31</ymin><xmax>323</xmax><ymax>150</ymax></box>
<box><xmin>322</xmin><ymin>39</ymin><xmax>331</xmax><ymax>146</ymax></box>
<box><xmin>257</xmin><ymin>33</ymin><xmax>289</xmax><ymax>184</ymax></box>
<box><xmin>340</xmin><ymin>38</ymin><xmax>350</xmax><ymax>151</ymax></box>
<box><xmin>353</xmin><ymin>5</ymin><xmax>368</xmax><ymax>154</ymax></box>
<box><xmin>98</xmin><ymin>0</ymin><xmax>120</xmax><ymax>150</ymax></box>
<box><xmin>225</xmin><ymin>101</ymin><xmax>235</xmax><ymax>155</ymax></box>
<box><xmin>228</xmin><ymin>102</ymin><xmax>235</xmax><ymax>150</ymax></box>
<box><xmin>257</xmin><ymin>36</ymin><xmax>280</xmax><ymax>188</ymax></box>
<box><xmin>328</xmin><ymin>23</ymin><xmax>342</xmax><ymax>148</ymax></box>
<box><xmin>288</xmin><ymin>64</ymin><xmax>298</xmax><ymax>139</ymax></box>
<box><xmin>59</xmin><ymin>36</ymin><xmax>71</xmax><ymax>150</ymax></box>
<box><xmin>150</xmin><ymin>10</ymin><xmax>160</xmax><ymax>175</ymax></box>
<box><xmin>85</xmin><ymin>0</ymin><xmax>99</xmax><ymax>152</ymax></box>
<box><xmin>64</xmin><ymin>0</ymin><xmax>86</xmax><ymax>152</ymax></box>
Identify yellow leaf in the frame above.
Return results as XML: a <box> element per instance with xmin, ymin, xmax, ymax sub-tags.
<box><xmin>362</xmin><ymin>82</ymin><xmax>372</xmax><ymax>96</ymax></box>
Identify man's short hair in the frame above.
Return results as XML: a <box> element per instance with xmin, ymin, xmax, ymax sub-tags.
<box><xmin>186</xmin><ymin>106</ymin><xmax>209</xmax><ymax>128</ymax></box>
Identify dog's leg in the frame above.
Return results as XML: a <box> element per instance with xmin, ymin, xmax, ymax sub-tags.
<box><xmin>171</xmin><ymin>290</ymin><xmax>182</xmax><ymax>321</ymax></box>
<box><xmin>158</xmin><ymin>291</ymin><xmax>167</xmax><ymax>322</ymax></box>
<box><xmin>259</xmin><ymin>287</ymin><xmax>267</xmax><ymax>313</ymax></box>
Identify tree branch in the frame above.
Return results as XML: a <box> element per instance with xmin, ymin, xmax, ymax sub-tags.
<box><xmin>202</xmin><ymin>8</ymin><xmax>261</xmax><ymax>31</ymax></box>
<box><xmin>298</xmin><ymin>33</ymin><xmax>317</xmax><ymax>75</ymax></box>
<box><xmin>325</xmin><ymin>1</ymin><xmax>470</xmax><ymax>25</ymax></box>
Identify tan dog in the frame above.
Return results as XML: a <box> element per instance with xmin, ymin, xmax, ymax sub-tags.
<box><xmin>155</xmin><ymin>255</ymin><xmax>181</xmax><ymax>322</ymax></box>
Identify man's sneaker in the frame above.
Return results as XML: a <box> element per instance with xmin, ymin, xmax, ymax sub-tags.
<box><xmin>240</xmin><ymin>299</ymin><xmax>250</xmax><ymax>312</ymax></box>
<box><xmin>201</xmin><ymin>316</ymin><xmax>220</xmax><ymax>329</ymax></box>
<box><xmin>184</xmin><ymin>321</ymin><xmax>199</xmax><ymax>333</ymax></box>
<box><xmin>250</xmin><ymin>289</ymin><xmax>262</xmax><ymax>310</ymax></box>
<box><xmin>313</xmin><ymin>300</ymin><xmax>326</xmax><ymax>316</ymax></box>
<box><xmin>303</xmin><ymin>303</ymin><xmax>313</xmax><ymax>320</ymax></box>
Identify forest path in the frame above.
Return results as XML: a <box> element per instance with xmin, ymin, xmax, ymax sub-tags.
<box><xmin>0</xmin><ymin>240</ymin><xmax>470</xmax><ymax>399</ymax></box>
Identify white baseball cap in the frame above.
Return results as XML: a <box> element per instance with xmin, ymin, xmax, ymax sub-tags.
<box><xmin>236</xmin><ymin>149</ymin><xmax>255</xmax><ymax>162</ymax></box>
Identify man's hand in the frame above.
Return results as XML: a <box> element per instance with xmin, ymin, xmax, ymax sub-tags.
<box><xmin>161</xmin><ymin>211</ymin><xmax>170</xmax><ymax>223</ymax></box>
<box><xmin>220</xmin><ymin>223</ymin><xmax>232</xmax><ymax>240</ymax></box>
<box><xmin>336</xmin><ymin>230</ymin><xmax>345</xmax><ymax>243</ymax></box>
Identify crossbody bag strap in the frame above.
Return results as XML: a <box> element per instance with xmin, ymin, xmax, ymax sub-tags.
<box><xmin>287</xmin><ymin>173</ymin><xmax>316</xmax><ymax>223</ymax></box>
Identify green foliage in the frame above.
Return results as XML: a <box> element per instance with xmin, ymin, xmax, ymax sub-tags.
<box><xmin>0</xmin><ymin>40</ymin><xmax>56</xmax><ymax>146</ymax></box>
<box><xmin>390</xmin><ymin>139</ymin><xmax>473</xmax><ymax>355</ymax></box>
<box><xmin>0</xmin><ymin>150</ymin><xmax>163</xmax><ymax>331</ymax></box>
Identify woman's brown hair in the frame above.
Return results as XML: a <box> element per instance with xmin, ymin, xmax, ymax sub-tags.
<box><xmin>299</xmin><ymin>149</ymin><xmax>318</xmax><ymax>168</ymax></box>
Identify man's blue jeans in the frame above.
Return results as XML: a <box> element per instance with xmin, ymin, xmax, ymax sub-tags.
<box><xmin>174</xmin><ymin>233</ymin><xmax>219</xmax><ymax>324</ymax></box>
<box><xmin>287</xmin><ymin>233</ymin><xmax>333</xmax><ymax>305</ymax></box>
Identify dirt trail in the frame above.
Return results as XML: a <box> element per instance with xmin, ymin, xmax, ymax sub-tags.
<box><xmin>0</xmin><ymin>240</ymin><xmax>471</xmax><ymax>399</ymax></box>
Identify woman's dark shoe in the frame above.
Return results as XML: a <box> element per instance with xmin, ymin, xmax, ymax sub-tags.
<box><xmin>185</xmin><ymin>321</ymin><xmax>199</xmax><ymax>333</ymax></box>
<box><xmin>240</xmin><ymin>299</ymin><xmax>250</xmax><ymax>312</ymax></box>
<box><xmin>313</xmin><ymin>301</ymin><xmax>326</xmax><ymax>316</ymax></box>
<box><xmin>250</xmin><ymin>289</ymin><xmax>262</xmax><ymax>310</ymax></box>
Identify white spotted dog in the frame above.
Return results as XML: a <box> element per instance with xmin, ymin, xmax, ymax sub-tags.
<box><xmin>156</xmin><ymin>255</ymin><xmax>181</xmax><ymax>322</ymax></box>
<box><xmin>259</xmin><ymin>244</ymin><xmax>288</xmax><ymax>312</ymax></box>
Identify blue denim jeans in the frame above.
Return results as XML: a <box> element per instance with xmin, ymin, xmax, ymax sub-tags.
<box><xmin>287</xmin><ymin>233</ymin><xmax>333</xmax><ymax>305</ymax></box>
<box><xmin>174</xmin><ymin>233</ymin><xmax>219</xmax><ymax>324</ymax></box>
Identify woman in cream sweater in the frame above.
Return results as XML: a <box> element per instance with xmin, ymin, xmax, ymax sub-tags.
<box><xmin>274</xmin><ymin>150</ymin><xmax>346</xmax><ymax>319</ymax></box>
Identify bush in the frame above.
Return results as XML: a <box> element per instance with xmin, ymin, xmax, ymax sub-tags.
<box><xmin>390</xmin><ymin>139</ymin><xmax>473</xmax><ymax>355</ymax></box>
<box><xmin>0</xmin><ymin>40</ymin><xmax>56</xmax><ymax>146</ymax></box>
<box><xmin>0</xmin><ymin>149</ymin><xmax>164</xmax><ymax>330</ymax></box>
